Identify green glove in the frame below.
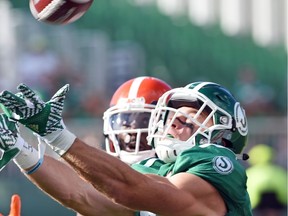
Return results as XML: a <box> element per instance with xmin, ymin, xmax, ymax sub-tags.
<box><xmin>0</xmin><ymin>114</ymin><xmax>23</xmax><ymax>171</ymax></box>
<box><xmin>0</xmin><ymin>113</ymin><xmax>44</xmax><ymax>173</ymax></box>
<box><xmin>0</xmin><ymin>84</ymin><xmax>76</xmax><ymax>156</ymax></box>
<box><xmin>0</xmin><ymin>83</ymin><xmax>69</xmax><ymax>136</ymax></box>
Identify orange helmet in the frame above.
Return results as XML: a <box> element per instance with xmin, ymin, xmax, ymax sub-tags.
<box><xmin>103</xmin><ymin>76</ymin><xmax>172</xmax><ymax>164</ymax></box>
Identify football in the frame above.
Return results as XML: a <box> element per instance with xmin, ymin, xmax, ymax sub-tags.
<box><xmin>29</xmin><ymin>0</ymin><xmax>93</xmax><ymax>25</ymax></box>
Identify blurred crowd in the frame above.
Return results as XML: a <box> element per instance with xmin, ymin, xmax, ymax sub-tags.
<box><xmin>233</xmin><ymin>66</ymin><xmax>277</xmax><ymax>116</ymax></box>
<box><xmin>11</xmin><ymin>35</ymin><xmax>283</xmax><ymax>120</ymax></box>
<box><xmin>15</xmin><ymin>35</ymin><xmax>109</xmax><ymax>118</ymax></box>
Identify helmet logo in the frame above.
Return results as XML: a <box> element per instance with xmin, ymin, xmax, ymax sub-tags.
<box><xmin>118</xmin><ymin>97</ymin><xmax>145</xmax><ymax>106</ymax></box>
<box><xmin>234</xmin><ymin>102</ymin><xmax>248</xmax><ymax>136</ymax></box>
<box><xmin>213</xmin><ymin>156</ymin><xmax>234</xmax><ymax>174</ymax></box>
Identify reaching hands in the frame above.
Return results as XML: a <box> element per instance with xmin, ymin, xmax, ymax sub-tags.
<box><xmin>0</xmin><ymin>114</ymin><xmax>22</xmax><ymax>151</ymax></box>
<box><xmin>0</xmin><ymin>114</ymin><xmax>24</xmax><ymax>171</ymax></box>
<box><xmin>0</xmin><ymin>83</ymin><xmax>76</xmax><ymax>156</ymax></box>
<box><xmin>0</xmin><ymin>112</ymin><xmax>41</xmax><ymax>173</ymax></box>
<box><xmin>0</xmin><ymin>83</ymin><xmax>69</xmax><ymax>136</ymax></box>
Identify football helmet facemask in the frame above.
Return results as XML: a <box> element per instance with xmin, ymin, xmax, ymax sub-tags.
<box><xmin>148</xmin><ymin>81</ymin><xmax>248</xmax><ymax>163</ymax></box>
<box><xmin>103</xmin><ymin>76</ymin><xmax>172</xmax><ymax>164</ymax></box>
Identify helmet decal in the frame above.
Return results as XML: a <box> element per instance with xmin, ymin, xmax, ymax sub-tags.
<box><xmin>234</xmin><ymin>102</ymin><xmax>248</xmax><ymax>136</ymax></box>
<box><xmin>213</xmin><ymin>156</ymin><xmax>234</xmax><ymax>174</ymax></box>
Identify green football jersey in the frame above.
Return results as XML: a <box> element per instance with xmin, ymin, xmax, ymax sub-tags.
<box><xmin>132</xmin><ymin>144</ymin><xmax>252</xmax><ymax>216</ymax></box>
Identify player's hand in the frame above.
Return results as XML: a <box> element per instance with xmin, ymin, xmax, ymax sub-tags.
<box><xmin>0</xmin><ymin>114</ymin><xmax>24</xmax><ymax>171</ymax></box>
<box><xmin>0</xmin><ymin>83</ymin><xmax>69</xmax><ymax>136</ymax></box>
<box><xmin>0</xmin><ymin>84</ymin><xmax>76</xmax><ymax>156</ymax></box>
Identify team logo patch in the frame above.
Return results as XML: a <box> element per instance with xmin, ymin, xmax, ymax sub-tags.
<box><xmin>234</xmin><ymin>102</ymin><xmax>248</xmax><ymax>136</ymax></box>
<box><xmin>213</xmin><ymin>156</ymin><xmax>234</xmax><ymax>174</ymax></box>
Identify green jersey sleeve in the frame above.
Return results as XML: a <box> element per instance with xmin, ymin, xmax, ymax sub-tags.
<box><xmin>131</xmin><ymin>144</ymin><xmax>252</xmax><ymax>216</ymax></box>
<box><xmin>174</xmin><ymin>144</ymin><xmax>252</xmax><ymax>216</ymax></box>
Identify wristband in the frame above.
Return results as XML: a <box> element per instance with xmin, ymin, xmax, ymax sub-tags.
<box><xmin>25</xmin><ymin>158</ymin><xmax>43</xmax><ymax>175</ymax></box>
<box><xmin>14</xmin><ymin>139</ymin><xmax>39</xmax><ymax>170</ymax></box>
<box><xmin>44</xmin><ymin>129</ymin><xmax>76</xmax><ymax>156</ymax></box>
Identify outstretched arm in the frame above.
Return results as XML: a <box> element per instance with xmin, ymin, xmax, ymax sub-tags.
<box><xmin>27</xmin><ymin>155</ymin><xmax>133</xmax><ymax>216</ymax></box>
<box><xmin>62</xmin><ymin>138</ymin><xmax>226</xmax><ymax>215</ymax></box>
<box><xmin>0</xmin><ymin>114</ymin><xmax>132</xmax><ymax>216</ymax></box>
<box><xmin>0</xmin><ymin>83</ymin><xmax>226</xmax><ymax>215</ymax></box>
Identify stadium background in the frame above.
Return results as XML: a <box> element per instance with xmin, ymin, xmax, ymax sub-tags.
<box><xmin>0</xmin><ymin>0</ymin><xmax>286</xmax><ymax>215</ymax></box>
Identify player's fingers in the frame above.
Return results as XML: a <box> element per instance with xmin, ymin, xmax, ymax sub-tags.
<box><xmin>17</xmin><ymin>83</ymin><xmax>44</xmax><ymax>106</ymax></box>
<box><xmin>50</xmin><ymin>84</ymin><xmax>69</xmax><ymax>102</ymax></box>
<box><xmin>0</xmin><ymin>114</ymin><xmax>9</xmax><ymax>128</ymax></box>
<box><xmin>0</xmin><ymin>91</ymin><xmax>26</xmax><ymax>109</ymax></box>
<box><xmin>9</xmin><ymin>194</ymin><xmax>21</xmax><ymax>216</ymax></box>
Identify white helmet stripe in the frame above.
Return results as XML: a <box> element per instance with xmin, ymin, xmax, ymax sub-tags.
<box><xmin>128</xmin><ymin>76</ymin><xmax>147</xmax><ymax>98</ymax></box>
<box><xmin>193</xmin><ymin>82</ymin><xmax>215</xmax><ymax>91</ymax></box>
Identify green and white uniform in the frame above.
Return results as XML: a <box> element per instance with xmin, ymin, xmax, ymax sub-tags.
<box><xmin>132</xmin><ymin>144</ymin><xmax>252</xmax><ymax>216</ymax></box>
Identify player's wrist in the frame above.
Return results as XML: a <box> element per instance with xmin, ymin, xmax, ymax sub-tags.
<box><xmin>44</xmin><ymin>128</ymin><xmax>76</xmax><ymax>156</ymax></box>
<box><xmin>25</xmin><ymin>158</ymin><xmax>43</xmax><ymax>175</ymax></box>
<box><xmin>14</xmin><ymin>137</ymin><xmax>39</xmax><ymax>171</ymax></box>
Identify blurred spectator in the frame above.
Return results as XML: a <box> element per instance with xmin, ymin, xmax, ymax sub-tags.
<box><xmin>48</xmin><ymin>57</ymin><xmax>86</xmax><ymax>118</ymax></box>
<box><xmin>246</xmin><ymin>144</ymin><xmax>287</xmax><ymax>216</ymax></box>
<box><xmin>17</xmin><ymin>35</ymin><xmax>60</xmax><ymax>99</ymax></box>
<box><xmin>233</xmin><ymin>66</ymin><xmax>276</xmax><ymax>116</ymax></box>
<box><xmin>80</xmin><ymin>90</ymin><xmax>109</xmax><ymax>117</ymax></box>
<box><xmin>17</xmin><ymin>35</ymin><xmax>87</xmax><ymax>118</ymax></box>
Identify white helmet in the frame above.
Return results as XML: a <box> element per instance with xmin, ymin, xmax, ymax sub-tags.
<box><xmin>148</xmin><ymin>82</ymin><xmax>248</xmax><ymax>163</ymax></box>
